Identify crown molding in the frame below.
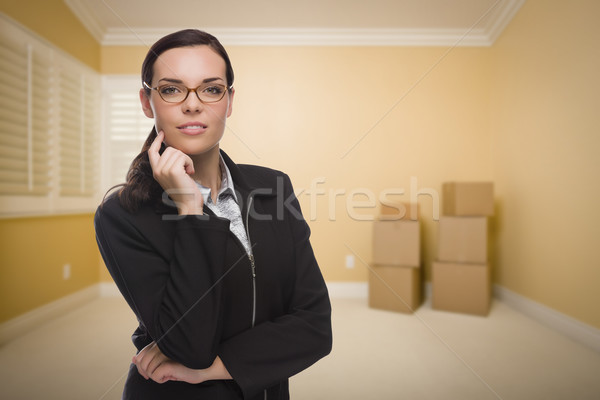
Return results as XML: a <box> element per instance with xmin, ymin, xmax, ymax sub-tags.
<box><xmin>485</xmin><ymin>0</ymin><xmax>526</xmax><ymax>43</ymax></box>
<box><xmin>101</xmin><ymin>27</ymin><xmax>492</xmax><ymax>47</ymax></box>
<box><xmin>65</xmin><ymin>0</ymin><xmax>525</xmax><ymax>47</ymax></box>
<box><xmin>63</xmin><ymin>0</ymin><xmax>106</xmax><ymax>43</ymax></box>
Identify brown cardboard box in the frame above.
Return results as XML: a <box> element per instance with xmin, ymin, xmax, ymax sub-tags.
<box><xmin>378</xmin><ymin>202</ymin><xmax>419</xmax><ymax>221</ymax></box>
<box><xmin>438</xmin><ymin>217</ymin><xmax>487</xmax><ymax>263</ymax></box>
<box><xmin>443</xmin><ymin>182</ymin><xmax>494</xmax><ymax>216</ymax></box>
<box><xmin>432</xmin><ymin>261</ymin><xmax>491</xmax><ymax>316</ymax></box>
<box><xmin>372</xmin><ymin>220</ymin><xmax>420</xmax><ymax>266</ymax></box>
<box><xmin>369</xmin><ymin>264</ymin><xmax>422</xmax><ymax>313</ymax></box>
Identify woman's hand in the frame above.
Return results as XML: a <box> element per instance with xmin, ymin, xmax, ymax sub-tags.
<box><xmin>132</xmin><ymin>341</ymin><xmax>232</xmax><ymax>384</ymax></box>
<box><xmin>147</xmin><ymin>131</ymin><xmax>204</xmax><ymax>215</ymax></box>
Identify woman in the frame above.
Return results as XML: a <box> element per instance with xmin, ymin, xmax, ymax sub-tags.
<box><xmin>94</xmin><ymin>29</ymin><xmax>332</xmax><ymax>399</ymax></box>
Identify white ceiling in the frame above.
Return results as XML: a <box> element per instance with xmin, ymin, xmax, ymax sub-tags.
<box><xmin>64</xmin><ymin>0</ymin><xmax>525</xmax><ymax>46</ymax></box>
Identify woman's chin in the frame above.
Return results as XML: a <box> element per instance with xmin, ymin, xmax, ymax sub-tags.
<box><xmin>177</xmin><ymin>143</ymin><xmax>221</xmax><ymax>157</ymax></box>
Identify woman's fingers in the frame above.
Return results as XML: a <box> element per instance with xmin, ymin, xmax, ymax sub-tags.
<box><xmin>157</xmin><ymin>148</ymin><xmax>191</xmax><ymax>176</ymax></box>
<box><xmin>149</xmin><ymin>360</ymin><xmax>204</xmax><ymax>384</ymax></box>
<box><xmin>133</xmin><ymin>341</ymin><xmax>165</xmax><ymax>380</ymax></box>
<box><xmin>146</xmin><ymin>354</ymin><xmax>166</xmax><ymax>377</ymax></box>
<box><xmin>150</xmin><ymin>145</ymin><xmax>195</xmax><ymax>184</ymax></box>
<box><xmin>146</xmin><ymin>131</ymin><xmax>203</xmax><ymax>214</ymax></box>
<box><xmin>133</xmin><ymin>342</ymin><xmax>154</xmax><ymax>379</ymax></box>
<box><xmin>133</xmin><ymin>345</ymin><xmax>210</xmax><ymax>384</ymax></box>
<box><xmin>132</xmin><ymin>341</ymin><xmax>150</xmax><ymax>371</ymax></box>
<box><xmin>149</xmin><ymin>131</ymin><xmax>195</xmax><ymax>178</ymax></box>
<box><xmin>147</xmin><ymin>131</ymin><xmax>164</xmax><ymax>169</ymax></box>
<box><xmin>150</xmin><ymin>361</ymin><xmax>176</xmax><ymax>384</ymax></box>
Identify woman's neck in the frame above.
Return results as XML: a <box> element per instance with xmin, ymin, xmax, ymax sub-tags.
<box><xmin>190</xmin><ymin>146</ymin><xmax>222</xmax><ymax>201</ymax></box>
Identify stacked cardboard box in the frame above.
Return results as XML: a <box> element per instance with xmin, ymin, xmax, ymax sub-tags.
<box><xmin>432</xmin><ymin>182</ymin><xmax>493</xmax><ymax>316</ymax></box>
<box><xmin>369</xmin><ymin>202</ymin><xmax>422</xmax><ymax>313</ymax></box>
<box><xmin>378</xmin><ymin>201</ymin><xmax>419</xmax><ymax>221</ymax></box>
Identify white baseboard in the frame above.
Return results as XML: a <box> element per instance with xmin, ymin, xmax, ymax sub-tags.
<box><xmin>494</xmin><ymin>285</ymin><xmax>600</xmax><ymax>353</ymax></box>
<box><xmin>0</xmin><ymin>284</ymin><xmax>100</xmax><ymax>345</ymax></box>
<box><xmin>425</xmin><ymin>282</ymin><xmax>432</xmax><ymax>299</ymax></box>
<box><xmin>326</xmin><ymin>282</ymin><xmax>368</xmax><ymax>298</ymax></box>
<box><xmin>99</xmin><ymin>281</ymin><xmax>121</xmax><ymax>297</ymax></box>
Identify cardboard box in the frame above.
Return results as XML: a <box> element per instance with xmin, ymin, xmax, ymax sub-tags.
<box><xmin>432</xmin><ymin>261</ymin><xmax>491</xmax><ymax>316</ymax></box>
<box><xmin>372</xmin><ymin>220</ymin><xmax>420</xmax><ymax>266</ymax></box>
<box><xmin>369</xmin><ymin>264</ymin><xmax>422</xmax><ymax>313</ymax></box>
<box><xmin>378</xmin><ymin>202</ymin><xmax>419</xmax><ymax>221</ymax></box>
<box><xmin>438</xmin><ymin>217</ymin><xmax>487</xmax><ymax>263</ymax></box>
<box><xmin>443</xmin><ymin>182</ymin><xmax>494</xmax><ymax>216</ymax></box>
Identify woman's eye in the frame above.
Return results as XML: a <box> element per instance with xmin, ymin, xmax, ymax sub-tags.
<box><xmin>203</xmin><ymin>86</ymin><xmax>224</xmax><ymax>96</ymax></box>
<box><xmin>160</xmin><ymin>85</ymin><xmax>183</xmax><ymax>95</ymax></box>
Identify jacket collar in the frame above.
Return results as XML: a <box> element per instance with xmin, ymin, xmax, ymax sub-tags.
<box><xmin>220</xmin><ymin>149</ymin><xmax>278</xmax><ymax>195</ymax></box>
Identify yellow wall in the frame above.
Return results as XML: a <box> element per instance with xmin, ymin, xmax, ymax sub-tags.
<box><xmin>101</xmin><ymin>46</ymin><xmax>148</xmax><ymax>74</ymax></box>
<box><xmin>0</xmin><ymin>214</ymin><xmax>99</xmax><ymax>322</ymax></box>
<box><xmin>490</xmin><ymin>0</ymin><xmax>600</xmax><ymax>328</ymax></box>
<box><xmin>0</xmin><ymin>0</ymin><xmax>100</xmax><ymax>70</ymax></box>
<box><xmin>227</xmin><ymin>46</ymin><xmax>492</xmax><ymax>283</ymax></box>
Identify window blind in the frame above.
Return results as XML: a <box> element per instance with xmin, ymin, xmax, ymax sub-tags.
<box><xmin>102</xmin><ymin>77</ymin><xmax>154</xmax><ymax>189</ymax></box>
<box><xmin>0</xmin><ymin>27</ymin><xmax>52</xmax><ymax>196</ymax></box>
<box><xmin>0</xmin><ymin>14</ymin><xmax>100</xmax><ymax>216</ymax></box>
<box><xmin>58</xmin><ymin>65</ymin><xmax>99</xmax><ymax>197</ymax></box>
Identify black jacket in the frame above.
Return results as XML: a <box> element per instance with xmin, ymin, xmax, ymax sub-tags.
<box><xmin>94</xmin><ymin>151</ymin><xmax>332</xmax><ymax>399</ymax></box>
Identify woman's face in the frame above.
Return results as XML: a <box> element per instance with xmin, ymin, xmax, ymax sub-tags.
<box><xmin>140</xmin><ymin>45</ymin><xmax>234</xmax><ymax>156</ymax></box>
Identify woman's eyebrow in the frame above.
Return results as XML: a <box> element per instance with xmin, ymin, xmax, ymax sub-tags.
<box><xmin>158</xmin><ymin>77</ymin><xmax>225</xmax><ymax>84</ymax></box>
<box><xmin>202</xmin><ymin>77</ymin><xmax>225</xmax><ymax>83</ymax></box>
<box><xmin>158</xmin><ymin>77</ymin><xmax>183</xmax><ymax>84</ymax></box>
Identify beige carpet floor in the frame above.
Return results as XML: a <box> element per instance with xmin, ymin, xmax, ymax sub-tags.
<box><xmin>1</xmin><ymin>295</ymin><xmax>599</xmax><ymax>400</ymax></box>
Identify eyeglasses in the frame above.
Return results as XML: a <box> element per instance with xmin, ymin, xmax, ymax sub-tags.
<box><xmin>143</xmin><ymin>81</ymin><xmax>231</xmax><ymax>104</ymax></box>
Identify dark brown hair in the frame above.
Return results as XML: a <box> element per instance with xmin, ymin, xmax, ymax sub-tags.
<box><xmin>115</xmin><ymin>29</ymin><xmax>234</xmax><ymax>212</ymax></box>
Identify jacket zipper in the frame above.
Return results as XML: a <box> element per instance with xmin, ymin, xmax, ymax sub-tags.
<box><xmin>245</xmin><ymin>195</ymin><xmax>267</xmax><ymax>400</ymax></box>
<box><xmin>245</xmin><ymin>195</ymin><xmax>257</xmax><ymax>329</ymax></box>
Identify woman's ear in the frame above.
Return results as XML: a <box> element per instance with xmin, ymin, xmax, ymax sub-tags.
<box><xmin>226</xmin><ymin>87</ymin><xmax>235</xmax><ymax>118</ymax></box>
<box><xmin>139</xmin><ymin>88</ymin><xmax>154</xmax><ymax>118</ymax></box>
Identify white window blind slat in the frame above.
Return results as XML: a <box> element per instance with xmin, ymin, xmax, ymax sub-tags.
<box><xmin>0</xmin><ymin>85</ymin><xmax>28</xmax><ymax>110</ymax></box>
<box><xmin>0</xmin><ymin>157</ymin><xmax>26</xmax><ymax>171</ymax></box>
<box><xmin>0</xmin><ymin>116</ymin><xmax>28</xmax><ymax>133</ymax></box>
<box><xmin>60</xmin><ymin>127</ymin><xmax>81</xmax><ymax>141</ymax></box>
<box><xmin>0</xmin><ymin>106</ymin><xmax>27</xmax><ymax>126</ymax></box>
<box><xmin>0</xmin><ymin>131</ymin><xmax>28</xmax><ymax>151</ymax></box>
<box><xmin>0</xmin><ymin>95</ymin><xmax>28</xmax><ymax>115</ymax></box>
<box><xmin>0</xmin><ymin>41</ymin><xmax>21</xmax><ymax>60</ymax></box>
<box><xmin>0</xmin><ymin>146</ymin><xmax>27</xmax><ymax>161</ymax></box>
<box><xmin>32</xmin><ymin>119</ymin><xmax>50</xmax><ymax>132</ymax></box>
<box><xmin>0</xmin><ymin>54</ymin><xmax>27</xmax><ymax>82</ymax></box>
<box><xmin>31</xmin><ymin>108</ymin><xmax>50</xmax><ymax>121</ymax></box>
<box><xmin>0</xmin><ymin>183</ymin><xmax>48</xmax><ymax>196</ymax></box>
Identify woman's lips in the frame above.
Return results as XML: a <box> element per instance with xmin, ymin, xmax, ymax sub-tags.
<box><xmin>177</xmin><ymin>122</ymin><xmax>208</xmax><ymax>135</ymax></box>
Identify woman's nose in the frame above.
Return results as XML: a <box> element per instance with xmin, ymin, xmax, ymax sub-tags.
<box><xmin>181</xmin><ymin>90</ymin><xmax>204</xmax><ymax>113</ymax></box>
